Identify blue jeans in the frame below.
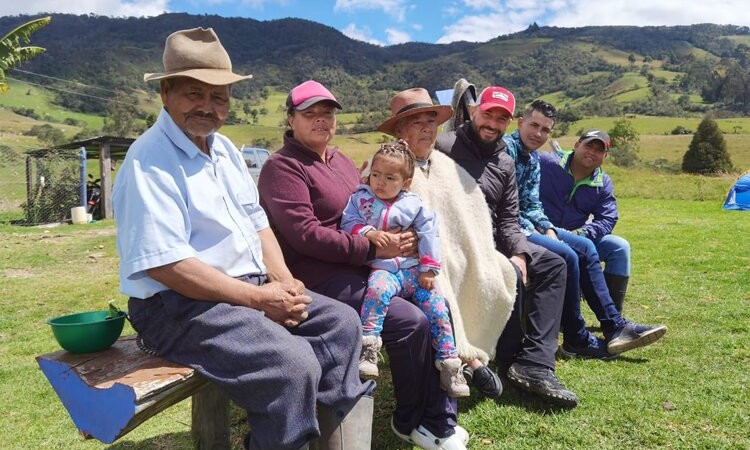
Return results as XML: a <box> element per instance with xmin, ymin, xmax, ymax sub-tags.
<box><xmin>529</xmin><ymin>230</ymin><xmax>625</xmax><ymax>342</ymax></box>
<box><xmin>593</xmin><ymin>234</ymin><xmax>631</xmax><ymax>277</ymax></box>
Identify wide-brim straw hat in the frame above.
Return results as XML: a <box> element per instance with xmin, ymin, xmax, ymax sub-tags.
<box><xmin>144</xmin><ymin>27</ymin><xmax>252</xmax><ymax>85</ymax></box>
<box><xmin>378</xmin><ymin>88</ymin><xmax>453</xmax><ymax>136</ymax></box>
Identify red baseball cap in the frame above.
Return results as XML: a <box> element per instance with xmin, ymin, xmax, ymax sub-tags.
<box><xmin>477</xmin><ymin>86</ymin><xmax>515</xmax><ymax>116</ymax></box>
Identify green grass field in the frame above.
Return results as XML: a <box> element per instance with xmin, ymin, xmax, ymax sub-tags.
<box><xmin>0</xmin><ymin>166</ymin><xmax>748</xmax><ymax>449</ymax></box>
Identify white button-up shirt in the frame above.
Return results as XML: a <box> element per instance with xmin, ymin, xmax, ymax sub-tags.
<box><xmin>114</xmin><ymin>109</ymin><xmax>268</xmax><ymax>299</ymax></box>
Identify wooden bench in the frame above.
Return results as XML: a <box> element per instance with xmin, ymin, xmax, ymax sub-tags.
<box><xmin>36</xmin><ymin>335</ymin><xmax>232</xmax><ymax>449</ymax></box>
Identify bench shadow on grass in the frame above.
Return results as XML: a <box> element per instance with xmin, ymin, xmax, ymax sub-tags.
<box><xmin>107</xmin><ymin>432</ymin><xmax>193</xmax><ymax>449</ymax></box>
<box><xmin>459</xmin><ymin>382</ymin><xmax>578</xmax><ymax>415</ymax></box>
<box><xmin>108</xmin><ymin>431</ymin><xmax>249</xmax><ymax>450</ymax></box>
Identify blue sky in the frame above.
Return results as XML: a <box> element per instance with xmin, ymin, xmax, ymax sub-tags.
<box><xmin>3</xmin><ymin>0</ymin><xmax>750</xmax><ymax>45</ymax></box>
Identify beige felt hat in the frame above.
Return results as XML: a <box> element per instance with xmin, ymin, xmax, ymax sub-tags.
<box><xmin>143</xmin><ymin>27</ymin><xmax>252</xmax><ymax>85</ymax></box>
<box><xmin>378</xmin><ymin>88</ymin><xmax>452</xmax><ymax>136</ymax></box>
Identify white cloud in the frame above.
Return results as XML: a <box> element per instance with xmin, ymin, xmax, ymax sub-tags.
<box><xmin>342</xmin><ymin>23</ymin><xmax>384</xmax><ymax>46</ymax></box>
<box><xmin>437</xmin><ymin>8</ymin><xmax>540</xmax><ymax>43</ymax></box>
<box><xmin>0</xmin><ymin>0</ymin><xmax>169</xmax><ymax>16</ymax></box>
<box><xmin>385</xmin><ymin>27</ymin><xmax>411</xmax><ymax>44</ymax></box>
<box><xmin>549</xmin><ymin>0</ymin><xmax>750</xmax><ymax>27</ymax></box>
<box><xmin>459</xmin><ymin>0</ymin><xmax>501</xmax><ymax>9</ymax></box>
<box><xmin>234</xmin><ymin>0</ymin><xmax>293</xmax><ymax>8</ymax></box>
<box><xmin>439</xmin><ymin>0</ymin><xmax>750</xmax><ymax>43</ymax></box>
<box><xmin>334</xmin><ymin>0</ymin><xmax>407</xmax><ymax>22</ymax></box>
<box><xmin>438</xmin><ymin>0</ymin><xmax>543</xmax><ymax>43</ymax></box>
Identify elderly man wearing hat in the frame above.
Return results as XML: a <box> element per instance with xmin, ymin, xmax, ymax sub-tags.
<box><xmin>538</xmin><ymin>130</ymin><xmax>667</xmax><ymax>358</ymax></box>
<box><xmin>435</xmin><ymin>86</ymin><xmax>579</xmax><ymax>407</ymax></box>
<box><xmin>113</xmin><ymin>28</ymin><xmax>374</xmax><ymax>450</ymax></box>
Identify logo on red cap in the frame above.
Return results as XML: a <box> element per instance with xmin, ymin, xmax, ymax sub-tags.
<box><xmin>478</xmin><ymin>86</ymin><xmax>515</xmax><ymax>116</ymax></box>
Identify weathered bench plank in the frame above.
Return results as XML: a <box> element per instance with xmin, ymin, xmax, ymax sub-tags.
<box><xmin>36</xmin><ymin>335</ymin><xmax>229</xmax><ymax>447</ymax></box>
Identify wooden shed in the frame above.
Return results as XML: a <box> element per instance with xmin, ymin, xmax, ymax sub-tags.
<box><xmin>26</xmin><ymin>136</ymin><xmax>134</xmax><ymax>220</ymax></box>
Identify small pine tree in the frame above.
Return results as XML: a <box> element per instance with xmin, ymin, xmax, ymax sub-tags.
<box><xmin>682</xmin><ymin>116</ymin><xmax>733</xmax><ymax>174</ymax></box>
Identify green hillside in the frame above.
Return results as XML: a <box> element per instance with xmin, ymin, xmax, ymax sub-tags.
<box><xmin>2</xmin><ymin>15</ymin><xmax>750</xmax><ymax>177</ymax></box>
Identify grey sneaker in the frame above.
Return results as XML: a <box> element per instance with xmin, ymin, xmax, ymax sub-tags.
<box><xmin>436</xmin><ymin>358</ymin><xmax>470</xmax><ymax>398</ymax></box>
<box><xmin>359</xmin><ymin>335</ymin><xmax>382</xmax><ymax>378</ymax></box>
<box><xmin>606</xmin><ymin>321</ymin><xmax>667</xmax><ymax>354</ymax></box>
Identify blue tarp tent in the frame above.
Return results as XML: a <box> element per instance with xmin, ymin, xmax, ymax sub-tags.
<box><xmin>723</xmin><ymin>171</ymin><xmax>750</xmax><ymax>210</ymax></box>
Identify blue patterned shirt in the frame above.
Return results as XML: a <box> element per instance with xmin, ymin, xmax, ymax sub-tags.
<box><xmin>502</xmin><ymin>130</ymin><xmax>554</xmax><ymax>236</ymax></box>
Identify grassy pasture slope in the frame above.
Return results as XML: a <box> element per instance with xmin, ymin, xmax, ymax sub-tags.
<box><xmin>1</xmin><ymin>184</ymin><xmax>747</xmax><ymax>449</ymax></box>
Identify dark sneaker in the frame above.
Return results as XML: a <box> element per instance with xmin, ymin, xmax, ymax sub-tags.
<box><xmin>559</xmin><ymin>334</ymin><xmax>619</xmax><ymax>361</ymax></box>
<box><xmin>464</xmin><ymin>365</ymin><xmax>503</xmax><ymax>397</ymax></box>
<box><xmin>606</xmin><ymin>321</ymin><xmax>667</xmax><ymax>354</ymax></box>
<box><xmin>506</xmin><ymin>362</ymin><xmax>579</xmax><ymax>408</ymax></box>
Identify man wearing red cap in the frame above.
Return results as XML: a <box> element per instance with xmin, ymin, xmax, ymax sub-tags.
<box><xmin>436</xmin><ymin>86</ymin><xmax>578</xmax><ymax>407</ymax></box>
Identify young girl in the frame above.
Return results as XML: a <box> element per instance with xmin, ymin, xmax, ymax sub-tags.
<box><xmin>341</xmin><ymin>140</ymin><xmax>471</xmax><ymax>397</ymax></box>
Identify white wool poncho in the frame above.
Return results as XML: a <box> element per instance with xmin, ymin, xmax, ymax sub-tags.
<box><xmin>385</xmin><ymin>150</ymin><xmax>517</xmax><ymax>364</ymax></box>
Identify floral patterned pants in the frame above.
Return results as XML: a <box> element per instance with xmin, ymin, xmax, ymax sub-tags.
<box><xmin>361</xmin><ymin>266</ymin><xmax>458</xmax><ymax>361</ymax></box>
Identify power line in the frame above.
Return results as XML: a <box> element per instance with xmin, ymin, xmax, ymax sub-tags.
<box><xmin>11</xmin><ymin>68</ymin><xmax>133</xmax><ymax>95</ymax></box>
<box><xmin>5</xmin><ymin>76</ymin><xmax>140</xmax><ymax>106</ymax></box>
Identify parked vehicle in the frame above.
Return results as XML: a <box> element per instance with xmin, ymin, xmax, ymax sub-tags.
<box><xmin>240</xmin><ymin>146</ymin><xmax>271</xmax><ymax>184</ymax></box>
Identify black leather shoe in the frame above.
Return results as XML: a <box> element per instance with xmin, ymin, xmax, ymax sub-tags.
<box><xmin>465</xmin><ymin>365</ymin><xmax>503</xmax><ymax>397</ymax></box>
<box><xmin>506</xmin><ymin>362</ymin><xmax>579</xmax><ymax>408</ymax></box>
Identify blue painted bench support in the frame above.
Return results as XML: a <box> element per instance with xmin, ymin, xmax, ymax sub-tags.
<box><xmin>36</xmin><ymin>335</ymin><xmax>230</xmax><ymax>449</ymax></box>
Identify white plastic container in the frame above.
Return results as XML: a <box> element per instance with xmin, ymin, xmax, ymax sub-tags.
<box><xmin>71</xmin><ymin>206</ymin><xmax>88</xmax><ymax>224</ymax></box>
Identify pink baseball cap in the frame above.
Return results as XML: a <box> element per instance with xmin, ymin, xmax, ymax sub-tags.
<box><xmin>477</xmin><ymin>86</ymin><xmax>515</xmax><ymax>116</ymax></box>
<box><xmin>286</xmin><ymin>80</ymin><xmax>342</xmax><ymax>111</ymax></box>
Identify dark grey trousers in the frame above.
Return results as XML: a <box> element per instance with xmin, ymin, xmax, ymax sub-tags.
<box><xmin>128</xmin><ymin>275</ymin><xmax>374</xmax><ymax>450</ymax></box>
<box><xmin>495</xmin><ymin>243</ymin><xmax>566</xmax><ymax>370</ymax></box>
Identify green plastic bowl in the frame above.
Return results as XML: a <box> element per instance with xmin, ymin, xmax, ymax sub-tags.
<box><xmin>47</xmin><ymin>310</ymin><xmax>126</xmax><ymax>353</ymax></box>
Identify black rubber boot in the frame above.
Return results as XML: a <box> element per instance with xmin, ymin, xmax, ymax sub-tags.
<box><xmin>604</xmin><ymin>274</ymin><xmax>629</xmax><ymax>313</ymax></box>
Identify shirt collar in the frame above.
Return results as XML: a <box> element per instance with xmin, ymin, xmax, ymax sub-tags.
<box><xmin>283</xmin><ymin>130</ymin><xmax>339</xmax><ymax>163</ymax></box>
<box><xmin>157</xmin><ymin>108</ymin><xmax>226</xmax><ymax>159</ymax></box>
<box><xmin>511</xmin><ymin>129</ymin><xmax>531</xmax><ymax>162</ymax></box>
<box><xmin>561</xmin><ymin>150</ymin><xmax>604</xmax><ymax>185</ymax></box>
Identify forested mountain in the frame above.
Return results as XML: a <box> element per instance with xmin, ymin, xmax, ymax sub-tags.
<box><xmin>2</xmin><ymin>13</ymin><xmax>750</xmax><ymax>117</ymax></box>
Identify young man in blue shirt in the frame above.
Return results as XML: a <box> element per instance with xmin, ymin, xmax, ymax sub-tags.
<box><xmin>504</xmin><ymin>105</ymin><xmax>666</xmax><ymax>359</ymax></box>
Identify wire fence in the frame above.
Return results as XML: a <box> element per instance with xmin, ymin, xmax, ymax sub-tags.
<box><xmin>0</xmin><ymin>146</ymin><xmax>85</xmax><ymax>226</ymax></box>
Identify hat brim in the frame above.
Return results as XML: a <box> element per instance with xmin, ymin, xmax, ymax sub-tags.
<box><xmin>478</xmin><ymin>103</ymin><xmax>513</xmax><ymax>116</ymax></box>
<box><xmin>579</xmin><ymin>137</ymin><xmax>609</xmax><ymax>150</ymax></box>
<box><xmin>144</xmin><ymin>68</ymin><xmax>252</xmax><ymax>86</ymax></box>
<box><xmin>377</xmin><ymin>105</ymin><xmax>453</xmax><ymax>136</ymax></box>
<box><xmin>295</xmin><ymin>96</ymin><xmax>343</xmax><ymax>111</ymax></box>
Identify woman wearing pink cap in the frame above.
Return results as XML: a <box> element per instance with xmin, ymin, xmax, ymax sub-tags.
<box><xmin>258</xmin><ymin>80</ymin><xmax>465</xmax><ymax>449</ymax></box>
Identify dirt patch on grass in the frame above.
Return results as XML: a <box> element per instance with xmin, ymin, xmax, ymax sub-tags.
<box><xmin>4</xmin><ymin>269</ymin><xmax>33</xmax><ymax>278</ymax></box>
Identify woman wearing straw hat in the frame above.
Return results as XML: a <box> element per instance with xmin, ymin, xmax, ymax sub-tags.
<box><xmin>373</xmin><ymin>89</ymin><xmax>517</xmax><ymax>395</ymax></box>
<box><xmin>259</xmin><ymin>81</ymin><xmax>470</xmax><ymax>449</ymax></box>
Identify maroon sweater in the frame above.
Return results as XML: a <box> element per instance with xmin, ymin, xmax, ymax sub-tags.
<box><xmin>258</xmin><ymin>132</ymin><xmax>370</xmax><ymax>287</ymax></box>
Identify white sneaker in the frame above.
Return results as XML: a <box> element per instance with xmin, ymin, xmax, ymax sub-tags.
<box><xmin>359</xmin><ymin>335</ymin><xmax>382</xmax><ymax>378</ymax></box>
<box><xmin>391</xmin><ymin>417</ymin><xmax>469</xmax><ymax>450</ymax></box>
